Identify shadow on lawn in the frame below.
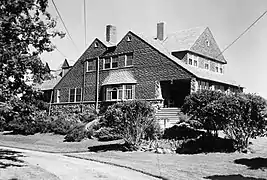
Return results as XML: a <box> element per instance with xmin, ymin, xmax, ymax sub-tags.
<box><xmin>0</xmin><ymin>149</ymin><xmax>25</xmax><ymax>169</ymax></box>
<box><xmin>205</xmin><ymin>174</ymin><xmax>266</xmax><ymax>180</ymax></box>
<box><xmin>88</xmin><ymin>143</ymin><xmax>131</xmax><ymax>152</ymax></box>
<box><xmin>234</xmin><ymin>157</ymin><xmax>267</xmax><ymax>170</ymax></box>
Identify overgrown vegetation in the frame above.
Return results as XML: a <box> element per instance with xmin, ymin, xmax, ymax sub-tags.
<box><xmin>181</xmin><ymin>90</ymin><xmax>267</xmax><ymax>151</ymax></box>
<box><xmin>99</xmin><ymin>101</ymin><xmax>161</xmax><ymax>149</ymax></box>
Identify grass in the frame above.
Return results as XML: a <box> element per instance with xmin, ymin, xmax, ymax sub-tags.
<box><xmin>0</xmin><ymin>132</ymin><xmax>266</xmax><ymax>180</ymax></box>
<box><xmin>0</xmin><ymin>132</ymin><xmax>123</xmax><ymax>153</ymax></box>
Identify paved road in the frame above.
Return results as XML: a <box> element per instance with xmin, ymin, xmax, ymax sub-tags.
<box><xmin>0</xmin><ymin>146</ymin><xmax>158</xmax><ymax>180</ymax></box>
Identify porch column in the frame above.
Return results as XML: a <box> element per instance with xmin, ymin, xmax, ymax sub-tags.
<box><xmin>190</xmin><ymin>78</ymin><xmax>198</xmax><ymax>93</ymax></box>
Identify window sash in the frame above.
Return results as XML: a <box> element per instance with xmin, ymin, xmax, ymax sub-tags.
<box><xmin>69</xmin><ymin>88</ymin><xmax>82</xmax><ymax>102</ymax></box>
<box><xmin>87</xmin><ymin>61</ymin><xmax>94</xmax><ymax>71</ymax></box>
<box><xmin>112</xmin><ymin>56</ymin><xmax>118</xmax><ymax>68</ymax></box>
<box><xmin>125</xmin><ymin>54</ymin><xmax>133</xmax><ymax>66</ymax></box>
<box><xmin>104</xmin><ymin>58</ymin><xmax>111</xmax><ymax>69</ymax></box>
<box><xmin>106</xmin><ymin>85</ymin><xmax>134</xmax><ymax>101</ymax></box>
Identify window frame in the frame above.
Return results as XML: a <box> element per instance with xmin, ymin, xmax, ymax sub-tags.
<box><xmin>56</xmin><ymin>89</ymin><xmax>60</xmax><ymax>103</ymax></box>
<box><xmin>105</xmin><ymin>84</ymin><xmax>134</xmax><ymax>101</ymax></box>
<box><xmin>188</xmin><ymin>53</ymin><xmax>198</xmax><ymax>67</ymax></box>
<box><xmin>125</xmin><ymin>53</ymin><xmax>133</xmax><ymax>67</ymax></box>
<box><xmin>69</xmin><ymin>88</ymin><xmax>82</xmax><ymax>102</ymax></box>
<box><xmin>111</xmin><ymin>56</ymin><xmax>119</xmax><ymax>68</ymax></box>
<box><xmin>204</xmin><ymin>62</ymin><xmax>210</xmax><ymax>70</ymax></box>
<box><xmin>103</xmin><ymin>57</ymin><xmax>111</xmax><ymax>69</ymax></box>
<box><xmin>86</xmin><ymin>60</ymin><xmax>94</xmax><ymax>72</ymax></box>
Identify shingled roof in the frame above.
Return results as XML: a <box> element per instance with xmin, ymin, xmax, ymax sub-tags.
<box><xmin>162</xmin><ymin>26</ymin><xmax>206</xmax><ymax>52</ymax></box>
<box><xmin>35</xmin><ymin>77</ymin><xmax>61</xmax><ymax>91</ymax></box>
<box><xmin>102</xmin><ymin>70</ymin><xmax>137</xmax><ymax>86</ymax></box>
<box><xmin>134</xmin><ymin>32</ymin><xmax>241</xmax><ymax>87</ymax></box>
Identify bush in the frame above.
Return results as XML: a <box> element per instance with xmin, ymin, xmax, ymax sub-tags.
<box><xmin>64</xmin><ymin>124</ymin><xmax>92</xmax><ymax>142</ymax></box>
<box><xmin>163</xmin><ymin>123</ymin><xmax>204</xmax><ymax>140</ymax></box>
<box><xmin>100</xmin><ymin>100</ymin><xmax>161</xmax><ymax>148</ymax></box>
<box><xmin>49</xmin><ymin>115</ymin><xmax>78</xmax><ymax>135</ymax></box>
<box><xmin>94</xmin><ymin>127</ymin><xmax>122</xmax><ymax>141</ymax></box>
<box><xmin>176</xmin><ymin>134</ymin><xmax>236</xmax><ymax>154</ymax></box>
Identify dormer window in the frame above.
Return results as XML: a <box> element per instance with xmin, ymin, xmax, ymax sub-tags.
<box><xmin>127</xmin><ymin>36</ymin><xmax>132</xmax><ymax>42</ymax></box>
<box><xmin>194</xmin><ymin>60</ymin><xmax>198</xmax><ymax>67</ymax></box>
<box><xmin>187</xmin><ymin>53</ymin><xmax>198</xmax><ymax>67</ymax></box>
<box><xmin>205</xmin><ymin>39</ymin><xmax>210</xmax><ymax>47</ymax></box>
<box><xmin>189</xmin><ymin>58</ymin><xmax>193</xmax><ymax>65</ymax></box>
<box><xmin>220</xmin><ymin>67</ymin><xmax>223</xmax><ymax>73</ymax></box>
<box><xmin>94</xmin><ymin>42</ymin><xmax>99</xmax><ymax>48</ymax></box>
<box><xmin>215</xmin><ymin>66</ymin><xmax>219</xmax><ymax>72</ymax></box>
<box><xmin>204</xmin><ymin>62</ymin><xmax>209</xmax><ymax>70</ymax></box>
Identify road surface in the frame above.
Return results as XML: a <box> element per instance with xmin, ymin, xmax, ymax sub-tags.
<box><xmin>0</xmin><ymin>146</ymin><xmax>159</xmax><ymax>180</ymax></box>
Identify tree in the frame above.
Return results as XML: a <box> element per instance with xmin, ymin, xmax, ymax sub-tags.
<box><xmin>0</xmin><ymin>0</ymin><xmax>64</xmax><ymax>103</ymax></box>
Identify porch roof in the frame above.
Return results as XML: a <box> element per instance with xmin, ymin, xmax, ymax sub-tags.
<box><xmin>102</xmin><ymin>70</ymin><xmax>137</xmax><ymax>86</ymax></box>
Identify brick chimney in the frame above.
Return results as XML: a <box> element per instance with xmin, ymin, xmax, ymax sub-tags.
<box><xmin>157</xmin><ymin>22</ymin><xmax>165</xmax><ymax>41</ymax></box>
<box><xmin>106</xmin><ymin>25</ymin><xmax>117</xmax><ymax>44</ymax></box>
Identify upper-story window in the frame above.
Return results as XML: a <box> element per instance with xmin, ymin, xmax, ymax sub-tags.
<box><xmin>188</xmin><ymin>53</ymin><xmax>198</xmax><ymax>67</ymax></box>
<box><xmin>215</xmin><ymin>66</ymin><xmax>219</xmax><ymax>73</ymax></box>
<box><xmin>112</xmin><ymin>56</ymin><xmax>118</xmax><ymax>68</ymax></box>
<box><xmin>104</xmin><ymin>57</ymin><xmax>111</xmax><ymax>69</ymax></box>
<box><xmin>86</xmin><ymin>60</ymin><xmax>94</xmax><ymax>72</ymax></box>
<box><xmin>69</xmin><ymin>88</ymin><xmax>82</xmax><ymax>102</ymax></box>
<box><xmin>125</xmin><ymin>53</ymin><xmax>133</xmax><ymax>66</ymax></box>
<box><xmin>204</xmin><ymin>62</ymin><xmax>210</xmax><ymax>70</ymax></box>
<box><xmin>220</xmin><ymin>67</ymin><xmax>223</xmax><ymax>74</ymax></box>
<box><xmin>104</xmin><ymin>56</ymin><xmax>119</xmax><ymax>69</ymax></box>
<box><xmin>127</xmin><ymin>36</ymin><xmax>132</xmax><ymax>42</ymax></box>
<box><xmin>215</xmin><ymin>63</ymin><xmax>223</xmax><ymax>74</ymax></box>
<box><xmin>205</xmin><ymin>39</ymin><xmax>210</xmax><ymax>47</ymax></box>
<box><xmin>94</xmin><ymin>42</ymin><xmax>99</xmax><ymax>48</ymax></box>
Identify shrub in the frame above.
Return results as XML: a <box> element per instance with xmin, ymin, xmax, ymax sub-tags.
<box><xmin>163</xmin><ymin>123</ymin><xmax>204</xmax><ymax>140</ymax></box>
<box><xmin>94</xmin><ymin>127</ymin><xmax>121</xmax><ymax>141</ymax></box>
<box><xmin>64</xmin><ymin>124</ymin><xmax>92</xmax><ymax>142</ymax></box>
<box><xmin>49</xmin><ymin>115</ymin><xmax>78</xmax><ymax>135</ymax></box>
<box><xmin>176</xmin><ymin>134</ymin><xmax>236</xmax><ymax>154</ymax></box>
<box><xmin>100</xmin><ymin>101</ymin><xmax>161</xmax><ymax>148</ymax></box>
<box><xmin>79</xmin><ymin>112</ymin><xmax>97</xmax><ymax>123</ymax></box>
<box><xmin>181</xmin><ymin>90</ymin><xmax>226</xmax><ymax>135</ymax></box>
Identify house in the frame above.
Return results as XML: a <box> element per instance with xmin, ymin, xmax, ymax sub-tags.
<box><xmin>51</xmin><ymin>23</ymin><xmax>243</xmax><ymax>114</ymax></box>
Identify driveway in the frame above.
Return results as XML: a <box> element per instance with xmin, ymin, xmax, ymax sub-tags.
<box><xmin>0</xmin><ymin>146</ymin><xmax>159</xmax><ymax>180</ymax></box>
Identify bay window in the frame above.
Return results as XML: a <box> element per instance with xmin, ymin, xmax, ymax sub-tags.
<box><xmin>105</xmin><ymin>84</ymin><xmax>134</xmax><ymax>101</ymax></box>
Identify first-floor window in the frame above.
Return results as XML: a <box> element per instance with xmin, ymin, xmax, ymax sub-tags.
<box><xmin>69</xmin><ymin>88</ymin><xmax>82</xmax><ymax>102</ymax></box>
<box><xmin>106</xmin><ymin>85</ymin><xmax>134</xmax><ymax>101</ymax></box>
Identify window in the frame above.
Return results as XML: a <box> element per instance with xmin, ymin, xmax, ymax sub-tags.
<box><xmin>111</xmin><ymin>56</ymin><xmax>118</xmax><ymax>68</ymax></box>
<box><xmin>215</xmin><ymin>66</ymin><xmax>219</xmax><ymax>72</ymax></box>
<box><xmin>56</xmin><ymin>89</ymin><xmax>60</xmax><ymax>103</ymax></box>
<box><xmin>125</xmin><ymin>54</ymin><xmax>133</xmax><ymax>66</ymax></box>
<box><xmin>125</xmin><ymin>85</ymin><xmax>133</xmax><ymax>100</ymax></box>
<box><xmin>220</xmin><ymin>67</ymin><xmax>223</xmax><ymax>74</ymax></box>
<box><xmin>104</xmin><ymin>58</ymin><xmax>111</xmax><ymax>69</ymax></box>
<box><xmin>127</xmin><ymin>36</ymin><xmax>132</xmax><ymax>42</ymax></box>
<box><xmin>69</xmin><ymin>88</ymin><xmax>82</xmax><ymax>102</ymax></box>
<box><xmin>204</xmin><ymin>62</ymin><xmax>209</xmax><ymax>70</ymax></box>
<box><xmin>106</xmin><ymin>85</ymin><xmax>134</xmax><ymax>101</ymax></box>
<box><xmin>94</xmin><ymin>42</ymin><xmax>99</xmax><ymax>48</ymax></box>
<box><xmin>87</xmin><ymin>60</ymin><xmax>94</xmax><ymax>72</ymax></box>
<box><xmin>194</xmin><ymin>60</ymin><xmax>198</xmax><ymax>67</ymax></box>
<box><xmin>188</xmin><ymin>58</ymin><xmax>192</xmax><ymax>65</ymax></box>
<box><xmin>188</xmin><ymin>53</ymin><xmax>198</xmax><ymax>67</ymax></box>
<box><xmin>198</xmin><ymin>81</ymin><xmax>209</xmax><ymax>91</ymax></box>
<box><xmin>205</xmin><ymin>39</ymin><xmax>210</xmax><ymax>47</ymax></box>
<box><xmin>69</xmin><ymin>89</ymin><xmax>75</xmax><ymax>102</ymax></box>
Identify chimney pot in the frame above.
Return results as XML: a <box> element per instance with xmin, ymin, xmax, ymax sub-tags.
<box><xmin>106</xmin><ymin>25</ymin><xmax>117</xmax><ymax>44</ymax></box>
<box><xmin>157</xmin><ymin>22</ymin><xmax>165</xmax><ymax>41</ymax></box>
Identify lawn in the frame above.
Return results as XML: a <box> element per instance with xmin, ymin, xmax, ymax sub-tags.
<box><xmin>0</xmin><ymin>132</ymin><xmax>266</xmax><ymax>180</ymax></box>
<box><xmin>0</xmin><ymin>132</ymin><xmax>123</xmax><ymax>153</ymax></box>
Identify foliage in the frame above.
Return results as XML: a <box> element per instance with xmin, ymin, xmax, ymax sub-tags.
<box><xmin>218</xmin><ymin>93</ymin><xmax>267</xmax><ymax>150</ymax></box>
<box><xmin>94</xmin><ymin>127</ymin><xmax>122</xmax><ymax>141</ymax></box>
<box><xmin>176</xmin><ymin>134</ymin><xmax>236</xmax><ymax>154</ymax></box>
<box><xmin>78</xmin><ymin>112</ymin><xmax>97</xmax><ymax>123</ymax></box>
<box><xmin>163</xmin><ymin>123</ymin><xmax>204</xmax><ymax>140</ymax></box>
<box><xmin>64</xmin><ymin>124</ymin><xmax>92</xmax><ymax>142</ymax></box>
<box><xmin>100</xmin><ymin>101</ymin><xmax>160</xmax><ymax>148</ymax></box>
<box><xmin>181</xmin><ymin>90</ymin><xmax>226</xmax><ymax>134</ymax></box>
<box><xmin>182</xmin><ymin>90</ymin><xmax>267</xmax><ymax>150</ymax></box>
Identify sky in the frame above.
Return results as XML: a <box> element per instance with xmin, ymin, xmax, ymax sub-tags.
<box><xmin>41</xmin><ymin>0</ymin><xmax>267</xmax><ymax>99</ymax></box>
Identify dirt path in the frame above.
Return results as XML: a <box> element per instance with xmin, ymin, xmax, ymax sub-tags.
<box><xmin>0</xmin><ymin>146</ymin><xmax>159</xmax><ymax>180</ymax></box>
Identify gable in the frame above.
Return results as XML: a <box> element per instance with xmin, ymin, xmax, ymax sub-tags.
<box><xmin>190</xmin><ymin>28</ymin><xmax>227</xmax><ymax>64</ymax></box>
<box><xmin>54</xmin><ymin>38</ymin><xmax>107</xmax><ymax>89</ymax></box>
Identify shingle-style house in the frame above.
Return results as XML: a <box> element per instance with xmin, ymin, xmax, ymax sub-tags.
<box><xmin>51</xmin><ymin>23</ymin><xmax>242</xmax><ymax>113</ymax></box>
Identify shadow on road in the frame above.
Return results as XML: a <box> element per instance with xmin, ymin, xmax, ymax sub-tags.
<box><xmin>204</xmin><ymin>174</ymin><xmax>266</xmax><ymax>180</ymax></box>
<box><xmin>0</xmin><ymin>149</ymin><xmax>26</xmax><ymax>169</ymax></box>
<box><xmin>234</xmin><ymin>157</ymin><xmax>267</xmax><ymax>170</ymax></box>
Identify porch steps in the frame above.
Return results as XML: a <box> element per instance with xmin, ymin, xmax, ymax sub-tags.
<box><xmin>156</xmin><ymin>108</ymin><xmax>181</xmax><ymax>129</ymax></box>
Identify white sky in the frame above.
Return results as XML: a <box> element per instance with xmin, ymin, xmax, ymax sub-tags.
<box><xmin>41</xmin><ymin>0</ymin><xmax>267</xmax><ymax>99</ymax></box>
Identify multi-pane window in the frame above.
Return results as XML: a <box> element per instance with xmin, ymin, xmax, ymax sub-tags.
<box><xmin>106</xmin><ymin>85</ymin><xmax>134</xmax><ymax>101</ymax></box>
<box><xmin>125</xmin><ymin>85</ymin><xmax>133</xmax><ymax>99</ymax></box>
<box><xmin>104</xmin><ymin>58</ymin><xmax>111</xmax><ymax>69</ymax></box>
<box><xmin>125</xmin><ymin>54</ymin><xmax>133</xmax><ymax>66</ymax></box>
<box><xmin>198</xmin><ymin>81</ymin><xmax>209</xmax><ymax>91</ymax></box>
<box><xmin>69</xmin><ymin>88</ymin><xmax>82</xmax><ymax>102</ymax></box>
<box><xmin>215</xmin><ymin>66</ymin><xmax>219</xmax><ymax>72</ymax></box>
<box><xmin>87</xmin><ymin>60</ymin><xmax>94</xmax><ymax>72</ymax></box>
<box><xmin>112</xmin><ymin>56</ymin><xmax>118</xmax><ymax>68</ymax></box>
<box><xmin>188</xmin><ymin>53</ymin><xmax>198</xmax><ymax>67</ymax></box>
<box><xmin>219</xmin><ymin>67</ymin><xmax>223</xmax><ymax>74</ymax></box>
